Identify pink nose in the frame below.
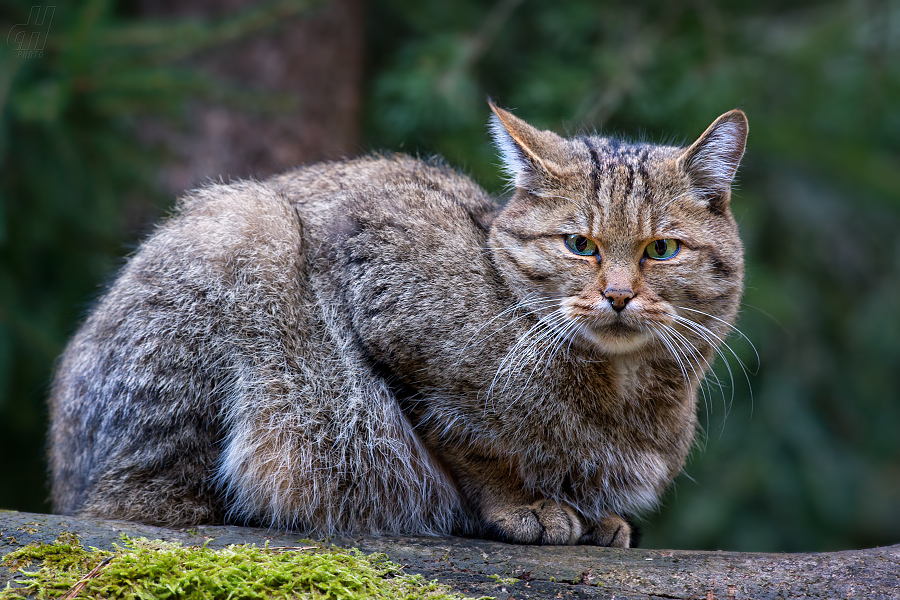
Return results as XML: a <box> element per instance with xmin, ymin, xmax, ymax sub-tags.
<box><xmin>604</xmin><ymin>288</ymin><xmax>634</xmax><ymax>312</ymax></box>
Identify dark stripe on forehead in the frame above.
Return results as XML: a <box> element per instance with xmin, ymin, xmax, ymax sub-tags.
<box><xmin>580</xmin><ymin>136</ymin><xmax>603</xmax><ymax>198</ymax></box>
<box><xmin>638</xmin><ymin>147</ymin><xmax>651</xmax><ymax>202</ymax></box>
<box><xmin>622</xmin><ymin>163</ymin><xmax>635</xmax><ymax>198</ymax></box>
<box><xmin>638</xmin><ymin>146</ymin><xmax>650</xmax><ymax>172</ymax></box>
<box><xmin>628</xmin><ymin>147</ymin><xmax>652</xmax><ymax>208</ymax></box>
<box><xmin>622</xmin><ymin>144</ymin><xmax>652</xmax><ymax>197</ymax></box>
<box><xmin>606</xmin><ymin>137</ymin><xmax>622</xmax><ymax>154</ymax></box>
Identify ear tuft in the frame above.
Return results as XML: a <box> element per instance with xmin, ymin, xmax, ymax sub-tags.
<box><xmin>679</xmin><ymin>109</ymin><xmax>748</xmax><ymax>210</ymax></box>
<box><xmin>487</xmin><ymin>100</ymin><xmax>560</xmax><ymax>190</ymax></box>
<box><xmin>489</xmin><ymin>108</ymin><xmax>531</xmax><ymax>189</ymax></box>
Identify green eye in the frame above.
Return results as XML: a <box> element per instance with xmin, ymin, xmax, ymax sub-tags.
<box><xmin>645</xmin><ymin>239</ymin><xmax>680</xmax><ymax>260</ymax></box>
<box><xmin>564</xmin><ymin>234</ymin><xmax>598</xmax><ymax>256</ymax></box>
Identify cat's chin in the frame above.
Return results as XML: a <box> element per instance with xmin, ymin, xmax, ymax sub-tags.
<box><xmin>575</xmin><ymin>324</ymin><xmax>653</xmax><ymax>355</ymax></box>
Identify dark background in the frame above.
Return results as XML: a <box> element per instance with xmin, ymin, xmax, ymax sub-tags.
<box><xmin>2</xmin><ymin>0</ymin><xmax>898</xmax><ymax>553</ymax></box>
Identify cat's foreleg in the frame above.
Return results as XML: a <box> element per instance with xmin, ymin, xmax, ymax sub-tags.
<box><xmin>445</xmin><ymin>452</ymin><xmax>633</xmax><ymax>546</ymax></box>
<box><xmin>578</xmin><ymin>515</ymin><xmax>633</xmax><ymax>547</ymax></box>
<box><xmin>483</xmin><ymin>495</ymin><xmax>585</xmax><ymax>545</ymax></box>
<box><xmin>446</xmin><ymin>453</ymin><xmax>582</xmax><ymax>545</ymax></box>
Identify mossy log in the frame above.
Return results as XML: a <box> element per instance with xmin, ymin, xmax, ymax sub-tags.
<box><xmin>1</xmin><ymin>510</ymin><xmax>897</xmax><ymax>599</ymax></box>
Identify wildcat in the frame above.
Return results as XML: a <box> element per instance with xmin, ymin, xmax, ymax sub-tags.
<box><xmin>49</xmin><ymin>102</ymin><xmax>747</xmax><ymax>547</ymax></box>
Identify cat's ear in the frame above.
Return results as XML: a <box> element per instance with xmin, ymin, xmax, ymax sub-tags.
<box><xmin>678</xmin><ymin>109</ymin><xmax>748</xmax><ymax>211</ymax></box>
<box><xmin>488</xmin><ymin>100</ymin><xmax>565</xmax><ymax>190</ymax></box>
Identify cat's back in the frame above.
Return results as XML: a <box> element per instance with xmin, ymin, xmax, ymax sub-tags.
<box><xmin>270</xmin><ymin>154</ymin><xmax>497</xmax><ymax>241</ymax></box>
<box><xmin>48</xmin><ymin>154</ymin><xmax>495</xmax><ymax>525</ymax></box>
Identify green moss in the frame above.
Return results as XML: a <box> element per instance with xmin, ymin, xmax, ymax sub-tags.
<box><xmin>15</xmin><ymin>523</ymin><xmax>40</xmax><ymax>535</ymax></box>
<box><xmin>486</xmin><ymin>574</ymin><xmax>518</xmax><ymax>586</ymax></box>
<box><xmin>1</xmin><ymin>534</ymin><xmax>489</xmax><ymax>600</ymax></box>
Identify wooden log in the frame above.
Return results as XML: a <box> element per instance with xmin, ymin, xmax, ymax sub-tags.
<box><xmin>1</xmin><ymin>511</ymin><xmax>897</xmax><ymax>599</ymax></box>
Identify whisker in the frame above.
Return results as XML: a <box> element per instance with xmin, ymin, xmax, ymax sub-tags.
<box><xmin>673</xmin><ymin>312</ymin><xmax>754</xmax><ymax>417</ymax></box>
<box><xmin>458</xmin><ymin>293</ymin><xmax>561</xmax><ymax>356</ymax></box>
<box><xmin>648</xmin><ymin>322</ymin><xmax>723</xmax><ymax>446</ymax></box>
<box><xmin>668</xmin><ymin>318</ymin><xmax>731</xmax><ymax>398</ymax></box>
<box><xmin>515</xmin><ymin>313</ymin><xmax>582</xmax><ymax>425</ymax></box>
<box><xmin>488</xmin><ymin>308</ymin><xmax>572</xmax><ymax>412</ymax></box>
<box><xmin>664</xmin><ymin>321</ymin><xmax>729</xmax><ymax>438</ymax></box>
<box><xmin>674</xmin><ymin>314</ymin><xmax>752</xmax><ymax>387</ymax></box>
<box><xmin>677</xmin><ymin>306</ymin><xmax>760</xmax><ymax>373</ymax></box>
<box><xmin>647</xmin><ymin>323</ymin><xmax>691</xmax><ymax>389</ymax></box>
<box><xmin>737</xmin><ymin>301</ymin><xmax>788</xmax><ymax>333</ymax></box>
<box><xmin>654</xmin><ymin>322</ymin><xmax>713</xmax><ymax>442</ymax></box>
<box><xmin>659</xmin><ymin>324</ymin><xmax>709</xmax><ymax>401</ymax></box>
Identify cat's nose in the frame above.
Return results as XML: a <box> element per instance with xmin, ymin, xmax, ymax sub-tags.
<box><xmin>604</xmin><ymin>288</ymin><xmax>634</xmax><ymax>312</ymax></box>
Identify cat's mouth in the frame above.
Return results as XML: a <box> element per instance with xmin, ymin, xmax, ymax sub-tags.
<box><xmin>605</xmin><ymin>320</ymin><xmax>639</xmax><ymax>334</ymax></box>
<box><xmin>574</xmin><ymin>318</ymin><xmax>652</xmax><ymax>354</ymax></box>
<box><xmin>560</xmin><ymin>297</ymin><xmax>672</xmax><ymax>354</ymax></box>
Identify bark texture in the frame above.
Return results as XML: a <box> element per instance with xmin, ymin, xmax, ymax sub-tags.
<box><xmin>1</xmin><ymin>511</ymin><xmax>897</xmax><ymax>599</ymax></box>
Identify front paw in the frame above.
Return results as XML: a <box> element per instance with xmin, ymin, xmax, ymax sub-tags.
<box><xmin>579</xmin><ymin>514</ymin><xmax>632</xmax><ymax>547</ymax></box>
<box><xmin>483</xmin><ymin>500</ymin><xmax>583</xmax><ymax>545</ymax></box>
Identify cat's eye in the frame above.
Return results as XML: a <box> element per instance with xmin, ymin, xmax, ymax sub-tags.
<box><xmin>564</xmin><ymin>234</ymin><xmax>598</xmax><ymax>257</ymax></box>
<box><xmin>645</xmin><ymin>239</ymin><xmax>680</xmax><ymax>260</ymax></box>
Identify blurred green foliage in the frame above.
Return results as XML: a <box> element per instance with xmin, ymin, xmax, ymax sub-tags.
<box><xmin>0</xmin><ymin>0</ymin><xmax>313</xmax><ymax>522</ymax></box>
<box><xmin>2</xmin><ymin>0</ymin><xmax>899</xmax><ymax>553</ymax></box>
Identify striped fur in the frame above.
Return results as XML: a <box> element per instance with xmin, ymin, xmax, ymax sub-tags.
<box><xmin>49</xmin><ymin>105</ymin><xmax>747</xmax><ymax>547</ymax></box>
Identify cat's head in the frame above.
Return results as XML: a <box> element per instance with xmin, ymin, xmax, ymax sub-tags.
<box><xmin>487</xmin><ymin>102</ymin><xmax>747</xmax><ymax>355</ymax></box>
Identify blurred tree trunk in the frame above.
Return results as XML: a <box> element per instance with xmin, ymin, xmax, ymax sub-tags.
<box><xmin>137</xmin><ymin>0</ymin><xmax>365</xmax><ymax>193</ymax></box>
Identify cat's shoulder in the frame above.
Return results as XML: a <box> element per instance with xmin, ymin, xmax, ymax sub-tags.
<box><xmin>270</xmin><ymin>153</ymin><xmax>499</xmax><ymax>229</ymax></box>
<box><xmin>272</xmin><ymin>153</ymin><xmax>487</xmax><ymax>196</ymax></box>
